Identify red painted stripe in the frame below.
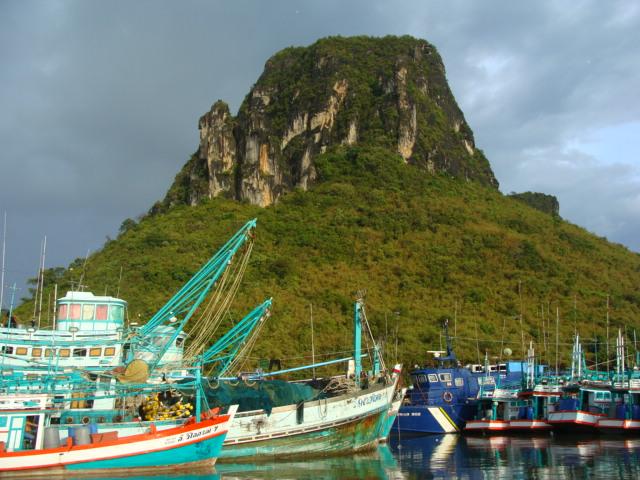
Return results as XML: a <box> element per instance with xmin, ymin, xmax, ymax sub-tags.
<box><xmin>0</xmin><ymin>415</ymin><xmax>230</xmax><ymax>459</ymax></box>
<box><xmin>547</xmin><ymin>419</ymin><xmax>597</xmax><ymax>426</ymax></box>
<box><xmin>552</xmin><ymin>410</ymin><xmax>607</xmax><ymax>417</ymax></box>
<box><xmin>0</xmin><ymin>426</ymin><xmax>228</xmax><ymax>471</ymax></box>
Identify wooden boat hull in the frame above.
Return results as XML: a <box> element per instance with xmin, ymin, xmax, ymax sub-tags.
<box><xmin>507</xmin><ymin>419</ymin><xmax>552</xmax><ymax>432</ymax></box>
<box><xmin>220</xmin><ymin>380</ymin><xmax>398</xmax><ymax>461</ymax></box>
<box><xmin>0</xmin><ymin>411</ymin><xmax>234</xmax><ymax>474</ymax></box>
<box><xmin>464</xmin><ymin>420</ymin><xmax>510</xmax><ymax>433</ymax></box>
<box><xmin>220</xmin><ymin>405</ymin><xmax>388</xmax><ymax>460</ymax></box>
<box><xmin>547</xmin><ymin>410</ymin><xmax>604</xmax><ymax>432</ymax></box>
<box><xmin>464</xmin><ymin>419</ymin><xmax>552</xmax><ymax>434</ymax></box>
<box><xmin>597</xmin><ymin>418</ymin><xmax>640</xmax><ymax>434</ymax></box>
<box><xmin>379</xmin><ymin>394</ymin><xmax>404</xmax><ymax>441</ymax></box>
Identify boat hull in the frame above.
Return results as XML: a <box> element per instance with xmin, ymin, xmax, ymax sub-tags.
<box><xmin>547</xmin><ymin>410</ymin><xmax>604</xmax><ymax>433</ymax></box>
<box><xmin>464</xmin><ymin>420</ymin><xmax>510</xmax><ymax>433</ymax></box>
<box><xmin>379</xmin><ymin>395</ymin><xmax>403</xmax><ymax>441</ymax></box>
<box><xmin>394</xmin><ymin>403</ymin><xmax>476</xmax><ymax>434</ymax></box>
<box><xmin>597</xmin><ymin>418</ymin><xmax>640</xmax><ymax>435</ymax></box>
<box><xmin>220</xmin><ymin>380</ymin><xmax>398</xmax><ymax>460</ymax></box>
<box><xmin>507</xmin><ymin>419</ymin><xmax>552</xmax><ymax>432</ymax></box>
<box><xmin>0</xmin><ymin>412</ymin><xmax>233</xmax><ymax>473</ymax></box>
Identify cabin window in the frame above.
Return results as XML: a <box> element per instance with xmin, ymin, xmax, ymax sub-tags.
<box><xmin>428</xmin><ymin>374</ymin><xmax>438</xmax><ymax>383</ymax></box>
<box><xmin>82</xmin><ymin>304</ymin><xmax>95</xmax><ymax>321</ymax></box>
<box><xmin>176</xmin><ymin>337</ymin><xmax>185</xmax><ymax>347</ymax></box>
<box><xmin>57</xmin><ymin>304</ymin><xmax>68</xmax><ymax>320</ymax></box>
<box><xmin>498</xmin><ymin>364</ymin><xmax>507</xmax><ymax>372</ymax></box>
<box><xmin>455</xmin><ymin>377</ymin><xmax>464</xmax><ymax>387</ymax></box>
<box><xmin>0</xmin><ymin>416</ymin><xmax>6</xmax><ymax>428</ymax></box>
<box><xmin>104</xmin><ymin>347</ymin><xmax>116</xmax><ymax>356</ymax></box>
<box><xmin>73</xmin><ymin>348</ymin><xmax>87</xmax><ymax>357</ymax></box>
<box><xmin>109</xmin><ymin>305</ymin><xmax>124</xmax><ymax>322</ymax></box>
<box><xmin>59</xmin><ymin>349</ymin><xmax>70</xmax><ymax>358</ymax></box>
<box><xmin>89</xmin><ymin>348</ymin><xmax>102</xmax><ymax>357</ymax></box>
<box><xmin>439</xmin><ymin>373</ymin><xmax>452</xmax><ymax>382</ymax></box>
<box><xmin>44</xmin><ymin>348</ymin><xmax>53</xmax><ymax>357</ymax></box>
<box><xmin>96</xmin><ymin>305</ymin><xmax>108</xmax><ymax>320</ymax></box>
<box><xmin>15</xmin><ymin>347</ymin><xmax>28</xmax><ymax>355</ymax></box>
<box><xmin>32</xmin><ymin>348</ymin><xmax>42</xmax><ymax>357</ymax></box>
<box><xmin>70</xmin><ymin>304</ymin><xmax>81</xmax><ymax>320</ymax></box>
<box><xmin>1</xmin><ymin>346</ymin><xmax>13</xmax><ymax>354</ymax></box>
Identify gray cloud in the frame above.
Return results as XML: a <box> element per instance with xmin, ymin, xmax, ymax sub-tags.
<box><xmin>1</xmin><ymin>0</ymin><xmax>639</xmax><ymax>305</ymax></box>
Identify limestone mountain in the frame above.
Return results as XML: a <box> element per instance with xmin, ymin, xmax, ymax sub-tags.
<box><xmin>15</xmin><ymin>36</ymin><xmax>640</xmax><ymax>370</ymax></box>
<box><xmin>161</xmin><ymin>36</ymin><xmax>497</xmax><ymax>210</ymax></box>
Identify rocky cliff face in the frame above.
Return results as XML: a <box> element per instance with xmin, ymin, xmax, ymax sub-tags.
<box><xmin>163</xmin><ymin>36</ymin><xmax>498</xmax><ymax>209</ymax></box>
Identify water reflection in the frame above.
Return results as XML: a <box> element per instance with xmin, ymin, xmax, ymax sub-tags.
<box><xmin>56</xmin><ymin>436</ymin><xmax>640</xmax><ymax>480</ymax></box>
<box><xmin>389</xmin><ymin>434</ymin><xmax>640</xmax><ymax>479</ymax></box>
<box><xmin>215</xmin><ymin>445</ymin><xmax>402</xmax><ymax>479</ymax></box>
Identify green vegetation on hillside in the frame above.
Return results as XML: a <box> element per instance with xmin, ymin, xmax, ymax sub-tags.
<box><xmin>16</xmin><ymin>147</ymin><xmax>640</xmax><ymax>373</ymax></box>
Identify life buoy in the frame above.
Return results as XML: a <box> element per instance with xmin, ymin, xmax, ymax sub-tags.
<box><xmin>442</xmin><ymin>391</ymin><xmax>453</xmax><ymax>403</ymax></box>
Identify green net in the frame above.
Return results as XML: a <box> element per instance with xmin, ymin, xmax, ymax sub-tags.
<box><xmin>203</xmin><ymin>379</ymin><xmax>322</xmax><ymax>414</ymax></box>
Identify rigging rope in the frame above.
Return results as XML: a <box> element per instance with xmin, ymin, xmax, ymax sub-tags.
<box><xmin>183</xmin><ymin>240</ymin><xmax>254</xmax><ymax>362</ymax></box>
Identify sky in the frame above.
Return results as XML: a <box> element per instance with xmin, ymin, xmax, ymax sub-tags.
<box><xmin>0</xmin><ymin>0</ymin><xmax>639</xmax><ymax>307</ymax></box>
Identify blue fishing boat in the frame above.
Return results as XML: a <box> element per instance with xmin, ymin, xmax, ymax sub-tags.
<box><xmin>393</xmin><ymin>322</ymin><xmax>537</xmax><ymax>434</ymax></box>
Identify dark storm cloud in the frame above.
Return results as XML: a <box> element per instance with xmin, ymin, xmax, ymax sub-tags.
<box><xmin>0</xmin><ymin>0</ymin><xmax>638</xmax><ymax>304</ymax></box>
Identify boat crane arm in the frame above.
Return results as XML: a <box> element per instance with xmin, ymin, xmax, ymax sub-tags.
<box><xmin>131</xmin><ymin>219</ymin><xmax>257</xmax><ymax>370</ymax></box>
<box><xmin>200</xmin><ymin>297</ymin><xmax>272</xmax><ymax>377</ymax></box>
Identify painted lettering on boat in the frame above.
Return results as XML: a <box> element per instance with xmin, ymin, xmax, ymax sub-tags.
<box><xmin>355</xmin><ymin>393</ymin><xmax>383</xmax><ymax>408</ymax></box>
<box><xmin>171</xmin><ymin>427</ymin><xmax>213</xmax><ymax>445</ymax></box>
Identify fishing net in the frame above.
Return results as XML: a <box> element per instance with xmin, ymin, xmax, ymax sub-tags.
<box><xmin>202</xmin><ymin>379</ymin><xmax>323</xmax><ymax>414</ymax></box>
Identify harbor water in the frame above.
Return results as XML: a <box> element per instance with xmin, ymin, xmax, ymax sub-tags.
<box><xmin>57</xmin><ymin>434</ymin><xmax>640</xmax><ymax>479</ymax></box>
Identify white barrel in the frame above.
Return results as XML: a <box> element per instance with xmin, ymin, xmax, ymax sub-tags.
<box><xmin>43</xmin><ymin>427</ymin><xmax>61</xmax><ymax>449</ymax></box>
<box><xmin>74</xmin><ymin>426</ymin><xmax>91</xmax><ymax>445</ymax></box>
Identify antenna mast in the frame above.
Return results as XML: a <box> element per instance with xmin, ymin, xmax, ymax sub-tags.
<box><xmin>37</xmin><ymin>235</ymin><xmax>46</xmax><ymax>328</ymax></box>
<box><xmin>0</xmin><ymin>212</ymin><xmax>6</xmax><ymax>312</ymax></box>
<box><xmin>606</xmin><ymin>295</ymin><xmax>610</xmax><ymax>376</ymax></box>
<box><xmin>309</xmin><ymin>303</ymin><xmax>316</xmax><ymax>379</ymax></box>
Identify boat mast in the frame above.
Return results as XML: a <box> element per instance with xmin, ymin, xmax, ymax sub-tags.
<box><xmin>606</xmin><ymin>294</ymin><xmax>610</xmax><ymax>377</ymax></box>
<box><xmin>52</xmin><ymin>283</ymin><xmax>58</xmax><ymax>329</ymax></box>
<box><xmin>32</xmin><ymin>238</ymin><xmax>44</xmax><ymax>322</ymax></box>
<box><xmin>37</xmin><ymin>235</ymin><xmax>46</xmax><ymax>328</ymax></box>
<box><xmin>353</xmin><ymin>299</ymin><xmax>363</xmax><ymax>386</ymax></box>
<box><xmin>519</xmin><ymin>280</ymin><xmax>525</xmax><ymax>359</ymax></box>
<box><xmin>555</xmin><ymin>307</ymin><xmax>560</xmax><ymax>379</ymax></box>
<box><xmin>310</xmin><ymin>303</ymin><xmax>316</xmax><ymax>379</ymax></box>
<box><xmin>116</xmin><ymin>265</ymin><xmax>123</xmax><ymax>297</ymax></box>
<box><xmin>0</xmin><ymin>212</ymin><xmax>6</xmax><ymax>313</ymax></box>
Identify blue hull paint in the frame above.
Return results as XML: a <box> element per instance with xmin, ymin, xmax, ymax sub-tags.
<box><xmin>394</xmin><ymin>404</ymin><xmax>478</xmax><ymax>434</ymax></box>
<box><xmin>66</xmin><ymin>433</ymin><xmax>226</xmax><ymax>470</ymax></box>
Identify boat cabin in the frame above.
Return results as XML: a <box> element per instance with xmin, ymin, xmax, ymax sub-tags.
<box><xmin>55</xmin><ymin>291</ymin><xmax>127</xmax><ymax>333</ymax></box>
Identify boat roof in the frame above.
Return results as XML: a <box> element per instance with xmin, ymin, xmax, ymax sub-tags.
<box><xmin>58</xmin><ymin>291</ymin><xmax>127</xmax><ymax>305</ymax></box>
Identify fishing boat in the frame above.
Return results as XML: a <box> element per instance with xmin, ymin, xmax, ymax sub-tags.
<box><xmin>0</xmin><ymin>363</ymin><xmax>238</xmax><ymax>474</ymax></box>
<box><xmin>0</xmin><ymin>219</ymin><xmax>259</xmax><ymax>378</ymax></box>
<box><xmin>210</xmin><ymin>299</ymin><xmax>402</xmax><ymax>460</ymax></box>
<box><xmin>393</xmin><ymin>322</ymin><xmax>537</xmax><ymax>434</ymax></box>
<box><xmin>596</xmin><ymin>331</ymin><xmax>640</xmax><ymax>434</ymax></box>
<box><xmin>0</xmin><ymin>406</ymin><xmax>236</xmax><ymax>475</ymax></box>
<box><xmin>547</xmin><ymin>335</ymin><xmax>611</xmax><ymax>432</ymax></box>
<box><xmin>465</xmin><ymin>343</ymin><xmax>553</xmax><ymax>433</ymax></box>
